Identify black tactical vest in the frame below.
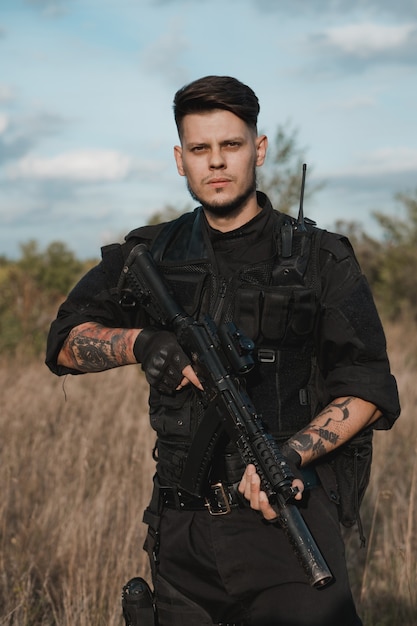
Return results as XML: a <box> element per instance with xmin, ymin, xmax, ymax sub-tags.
<box><xmin>119</xmin><ymin>206</ymin><xmax>324</xmax><ymax>486</ymax></box>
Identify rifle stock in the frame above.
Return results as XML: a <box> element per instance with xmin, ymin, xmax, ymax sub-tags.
<box><xmin>120</xmin><ymin>243</ymin><xmax>333</xmax><ymax>588</ymax></box>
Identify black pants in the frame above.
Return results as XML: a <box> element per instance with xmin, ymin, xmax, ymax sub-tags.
<box><xmin>151</xmin><ymin>486</ymin><xmax>362</xmax><ymax>626</ymax></box>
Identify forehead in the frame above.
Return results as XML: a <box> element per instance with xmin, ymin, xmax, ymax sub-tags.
<box><xmin>179</xmin><ymin>109</ymin><xmax>254</xmax><ymax>144</ymax></box>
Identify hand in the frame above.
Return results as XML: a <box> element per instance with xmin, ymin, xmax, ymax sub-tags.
<box><xmin>133</xmin><ymin>328</ymin><xmax>202</xmax><ymax>394</ymax></box>
<box><xmin>238</xmin><ymin>464</ymin><xmax>304</xmax><ymax>522</ymax></box>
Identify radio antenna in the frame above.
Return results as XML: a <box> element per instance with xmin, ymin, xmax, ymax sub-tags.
<box><xmin>297</xmin><ymin>163</ymin><xmax>307</xmax><ymax>232</ymax></box>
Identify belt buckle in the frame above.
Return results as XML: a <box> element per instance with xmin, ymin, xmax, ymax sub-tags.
<box><xmin>205</xmin><ymin>482</ymin><xmax>232</xmax><ymax>516</ymax></box>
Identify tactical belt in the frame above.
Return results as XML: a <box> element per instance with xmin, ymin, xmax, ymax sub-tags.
<box><xmin>160</xmin><ymin>467</ymin><xmax>320</xmax><ymax>516</ymax></box>
<box><xmin>160</xmin><ymin>482</ymin><xmax>242</xmax><ymax>516</ymax></box>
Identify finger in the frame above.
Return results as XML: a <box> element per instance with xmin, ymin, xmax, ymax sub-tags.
<box><xmin>242</xmin><ymin>468</ymin><xmax>263</xmax><ymax>509</ymax></box>
<box><xmin>176</xmin><ymin>376</ymin><xmax>188</xmax><ymax>391</ymax></box>
<box><xmin>293</xmin><ymin>478</ymin><xmax>304</xmax><ymax>501</ymax></box>
<box><xmin>259</xmin><ymin>491</ymin><xmax>279</xmax><ymax>521</ymax></box>
<box><xmin>250</xmin><ymin>474</ymin><xmax>278</xmax><ymax>520</ymax></box>
<box><xmin>238</xmin><ymin>464</ymin><xmax>253</xmax><ymax>497</ymax></box>
<box><xmin>182</xmin><ymin>364</ymin><xmax>203</xmax><ymax>390</ymax></box>
<box><xmin>250</xmin><ymin>469</ymin><xmax>262</xmax><ymax>505</ymax></box>
<box><xmin>243</xmin><ymin>465</ymin><xmax>259</xmax><ymax>506</ymax></box>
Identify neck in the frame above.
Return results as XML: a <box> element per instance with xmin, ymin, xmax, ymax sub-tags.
<box><xmin>203</xmin><ymin>193</ymin><xmax>261</xmax><ymax>233</ymax></box>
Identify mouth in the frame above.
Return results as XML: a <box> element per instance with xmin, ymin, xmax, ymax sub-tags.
<box><xmin>206</xmin><ymin>178</ymin><xmax>232</xmax><ymax>188</ymax></box>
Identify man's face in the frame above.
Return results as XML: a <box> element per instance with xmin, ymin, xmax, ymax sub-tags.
<box><xmin>174</xmin><ymin>109</ymin><xmax>267</xmax><ymax>219</ymax></box>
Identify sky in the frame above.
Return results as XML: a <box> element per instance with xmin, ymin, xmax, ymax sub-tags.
<box><xmin>1</xmin><ymin>0</ymin><xmax>416</xmax><ymax>259</ymax></box>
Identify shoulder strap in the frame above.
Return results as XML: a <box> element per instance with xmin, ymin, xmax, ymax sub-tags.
<box><xmin>150</xmin><ymin>208</ymin><xmax>207</xmax><ymax>262</ymax></box>
<box><xmin>306</xmin><ymin>226</ymin><xmax>324</xmax><ymax>299</ymax></box>
<box><xmin>100</xmin><ymin>243</ymin><xmax>126</xmax><ymax>291</ymax></box>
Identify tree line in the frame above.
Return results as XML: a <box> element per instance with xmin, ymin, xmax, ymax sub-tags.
<box><xmin>1</xmin><ymin>189</ymin><xmax>416</xmax><ymax>359</ymax></box>
<box><xmin>0</xmin><ymin>241</ymin><xmax>93</xmax><ymax>357</ymax></box>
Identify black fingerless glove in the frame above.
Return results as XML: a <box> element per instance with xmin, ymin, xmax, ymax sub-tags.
<box><xmin>133</xmin><ymin>327</ymin><xmax>190</xmax><ymax>395</ymax></box>
<box><xmin>280</xmin><ymin>443</ymin><xmax>303</xmax><ymax>481</ymax></box>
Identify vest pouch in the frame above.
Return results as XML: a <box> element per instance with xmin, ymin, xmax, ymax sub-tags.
<box><xmin>235</xmin><ymin>286</ymin><xmax>317</xmax><ymax>344</ymax></box>
<box><xmin>262</xmin><ymin>287</ymin><xmax>317</xmax><ymax>345</ymax></box>
<box><xmin>291</xmin><ymin>288</ymin><xmax>317</xmax><ymax>336</ymax></box>
<box><xmin>260</xmin><ymin>289</ymin><xmax>290</xmax><ymax>341</ymax></box>
<box><xmin>149</xmin><ymin>387</ymin><xmax>192</xmax><ymax>438</ymax></box>
<box><xmin>234</xmin><ymin>287</ymin><xmax>262</xmax><ymax>340</ymax></box>
<box><xmin>163</xmin><ymin>271</ymin><xmax>207</xmax><ymax>317</ymax></box>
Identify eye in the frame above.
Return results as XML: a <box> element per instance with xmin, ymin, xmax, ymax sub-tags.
<box><xmin>190</xmin><ymin>145</ymin><xmax>207</xmax><ymax>153</ymax></box>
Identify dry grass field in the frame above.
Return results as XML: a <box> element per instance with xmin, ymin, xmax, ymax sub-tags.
<box><xmin>0</xmin><ymin>322</ymin><xmax>416</xmax><ymax>625</ymax></box>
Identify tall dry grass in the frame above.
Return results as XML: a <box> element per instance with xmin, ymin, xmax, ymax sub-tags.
<box><xmin>0</xmin><ymin>364</ymin><xmax>154</xmax><ymax>625</ymax></box>
<box><xmin>345</xmin><ymin>321</ymin><xmax>417</xmax><ymax>625</ymax></box>
<box><xmin>0</xmin><ymin>322</ymin><xmax>416</xmax><ymax>625</ymax></box>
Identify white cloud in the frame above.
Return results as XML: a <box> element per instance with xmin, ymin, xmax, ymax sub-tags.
<box><xmin>253</xmin><ymin>0</ymin><xmax>417</xmax><ymax>21</ymax></box>
<box><xmin>320</xmin><ymin>95</ymin><xmax>376</xmax><ymax>112</ymax></box>
<box><xmin>357</xmin><ymin>146</ymin><xmax>417</xmax><ymax>175</ymax></box>
<box><xmin>0</xmin><ymin>84</ymin><xmax>16</xmax><ymax>103</ymax></box>
<box><xmin>0</xmin><ymin>114</ymin><xmax>9</xmax><ymax>134</ymax></box>
<box><xmin>140</xmin><ymin>19</ymin><xmax>189</xmax><ymax>85</ymax></box>
<box><xmin>324</xmin><ymin>22</ymin><xmax>417</xmax><ymax>57</ymax></box>
<box><xmin>24</xmin><ymin>0</ymin><xmax>70</xmax><ymax>17</ymax></box>
<box><xmin>6</xmin><ymin>149</ymin><xmax>136</xmax><ymax>182</ymax></box>
<box><xmin>325</xmin><ymin>146</ymin><xmax>417</xmax><ymax>179</ymax></box>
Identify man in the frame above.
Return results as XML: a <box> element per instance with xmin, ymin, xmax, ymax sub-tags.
<box><xmin>46</xmin><ymin>75</ymin><xmax>400</xmax><ymax>625</ymax></box>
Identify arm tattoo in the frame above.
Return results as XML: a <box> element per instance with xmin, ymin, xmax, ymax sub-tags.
<box><xmin>319</xmin><ymin>397</ymin><xmax>353</xmax><ymax>423</ymax></box>
<box><xmin>64</xmin><ymin>323</ymin><xmax>134</xmax><ymax>372</ymax></box>
<box><xmin>290</xmin><ymin>397</ymin><xmax>354</xmax><ymax>460</ymax></box>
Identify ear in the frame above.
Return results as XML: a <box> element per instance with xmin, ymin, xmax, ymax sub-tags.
<box><xmin>174</xmin><ymin>145</ymin><xmax>185</xmax><ymax>176</ymax></box>
<box><xmin>255</xmin><ymin>134</ymin><xmax>268</xmax><ymax>167</ymax></box>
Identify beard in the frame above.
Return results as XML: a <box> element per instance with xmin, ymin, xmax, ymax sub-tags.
<box><xmin>187</xmin><ymin>169</ymin><xmax>257</xmax><ymax>218</ymax></box>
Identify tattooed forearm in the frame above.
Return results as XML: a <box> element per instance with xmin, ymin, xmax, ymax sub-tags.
<box><xmin>319</xmin><ymin>397</ymin><xmax>354</xmax><ymax>423</ymax></box>
<box><xmin>58</xmin><ymin>322</ymin><xmax>139</xmax><ymax>372</ymax></box>
<box><xmin>286</xmin><ymin>396</ymin><xmax>379</xmax><ymax>464</ymax></box>
<box><xmin>291</xmin><ymin>433</ymin><xmax>327</xmax><ymax>459</ymax></box>
<box><xmin>318</xmin><ymin>428</ymin><xmax>339</xmax><ymax>445</ymax></box>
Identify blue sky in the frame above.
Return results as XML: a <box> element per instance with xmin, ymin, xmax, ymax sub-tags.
<box><xmin>1</xmin><ymin>0</ymin><xmax>416</xmax><ymax>259</ymax></box>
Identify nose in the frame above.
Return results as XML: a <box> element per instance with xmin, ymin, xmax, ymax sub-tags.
<box><xmin>209</xmin><ymin>146</ymin><xmax>225</xmax><ymax>169</ymax></box>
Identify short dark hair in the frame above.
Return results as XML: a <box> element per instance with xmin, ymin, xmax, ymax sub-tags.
<box><xmin>173</xmin><ymin>75</ymin><xmax>260</xmax><ymax>135</ymax></box>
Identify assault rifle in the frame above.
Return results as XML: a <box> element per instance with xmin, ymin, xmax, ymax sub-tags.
<box><xmin>119</xmin><ymin>243</ymin><xmax>333</xmax><ymax>589</ymax></box>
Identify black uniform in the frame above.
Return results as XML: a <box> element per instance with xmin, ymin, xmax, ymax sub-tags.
<box><xmin>46</xmin><ymin>193</ymin><xmax>400</xmax><ymax>626</ymax></box>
